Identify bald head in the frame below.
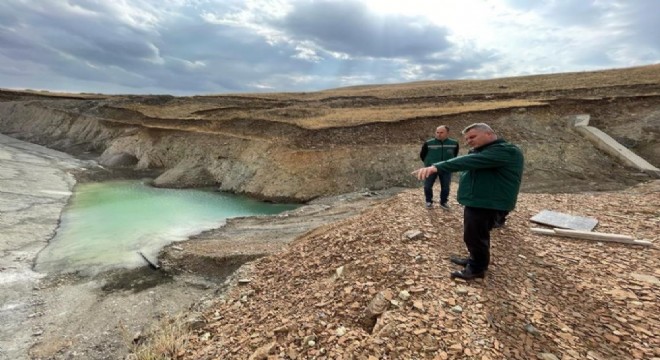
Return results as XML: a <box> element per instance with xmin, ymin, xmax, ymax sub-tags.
<box><xmin>434</xmin><ymin>125</ymin><xmax>449</xmax><ymax>140</ymax></box>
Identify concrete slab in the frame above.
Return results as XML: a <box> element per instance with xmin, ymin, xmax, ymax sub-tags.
<box><xmin>530</xmin><ymin>209</ymin><xmax>599</xmax><ymax>231</ymax></box>
<box><xmin>571</xmin><ymin>114</ymin><xmax>660</xmax><ymax>178</ymax></box>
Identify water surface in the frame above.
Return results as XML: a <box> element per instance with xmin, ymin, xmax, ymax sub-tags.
<box><xmin>35</xmin><ymin>180</ymin><xmax>297</xmax><ymax>275</ymax></box>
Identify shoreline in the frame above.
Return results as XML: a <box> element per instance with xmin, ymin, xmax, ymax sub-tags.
<box><xmin>0</xmin><ymin>133</ymin><xmax>86</xmax><ymax>360</ymax></box>
<box><xmin>0</xmin><ymin>134</ymin><xmax>403</xmax><ymax>359</ymax></box>
<box><xmin>0</xmin><ymin>133</ymin><xmax>226</xmax><ymax>359</ymax></box>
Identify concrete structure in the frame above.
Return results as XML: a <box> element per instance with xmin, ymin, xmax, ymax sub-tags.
<box><xmin>572</xmin><ymin>114</ymin><xmax>660</xmax><ymax>178</ymax></box>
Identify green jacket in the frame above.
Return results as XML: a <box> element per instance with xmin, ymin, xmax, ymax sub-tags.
<box><xmin>420</xmin><ymin>138</ymin><xmax>459</xmax><ymax>166</ymax></box>
<box><xmin>434</xmin><ymin>139</ymin><xmax>524</xmax><ymax>211</ymax></box>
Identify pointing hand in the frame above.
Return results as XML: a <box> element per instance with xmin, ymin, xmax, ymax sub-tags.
<box><xmin>411</xmin><ymin>166</ymin><xmax>437</xmax><ymax>180</ymax></box>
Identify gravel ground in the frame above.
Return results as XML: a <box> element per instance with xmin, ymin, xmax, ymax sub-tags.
<box><xmin>173</xmin><ymin>182</ymin><xmax>659</xmax><ymax>360</ymax></box>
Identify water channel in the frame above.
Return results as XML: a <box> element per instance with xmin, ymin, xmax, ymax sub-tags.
<box><xmin>35</xmin><ymin>180</ymin><xmax>297</xmax><ymax>275</ymax></box>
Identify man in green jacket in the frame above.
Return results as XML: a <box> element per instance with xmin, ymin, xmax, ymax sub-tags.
<box><xmin>413</xmin><ymin>123</ymin><xmax>524</xmax><ymax>280</ymax></box>
<box><xmin>419</xmin><ymin>125</ymin><xmax>459</xmax><ymax>209</ymax></box>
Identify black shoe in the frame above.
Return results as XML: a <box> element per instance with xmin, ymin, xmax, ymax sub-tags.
<box><xmin>439</xmin><ymin>203</ymin><xmax>450</xmax><ymax>210</ymax></box>
<box><xmin>450</xmin><ymin>267</ymin><xmax>485</xmax><ymax>280</ymax></box>
<box><xmin>449</xmin><ymin>255</ymin><xmax>470</xmax><ymax>266</ymax></box>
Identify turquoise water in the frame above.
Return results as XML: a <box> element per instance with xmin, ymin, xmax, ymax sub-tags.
<box><xmin>35</xmin><ymin>180</ymin><xmax>297</xmax><ymax>275</ymax></box>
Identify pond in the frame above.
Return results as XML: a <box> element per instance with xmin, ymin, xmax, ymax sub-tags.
<box><xmin>35</xmin><ymin>180</ymin><xmax>297</xmax><ymax>275</ymax></box>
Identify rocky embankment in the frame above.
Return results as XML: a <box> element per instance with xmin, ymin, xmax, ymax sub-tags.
<box><xmin>167</xmin><ymin>184</ymin><xmax>659</xmax><ymax>360</ymax></box>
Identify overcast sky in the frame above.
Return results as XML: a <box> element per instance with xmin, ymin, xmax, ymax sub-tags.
<box><xmin>0</xmin><ymin>0</ymin><xmax>658</xmax><ymax>95</ymax></box>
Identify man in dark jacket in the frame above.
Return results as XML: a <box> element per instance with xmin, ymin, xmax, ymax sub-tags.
<box><xmin>419</xmin><ymin>125</ymin><xmax>459</xmax><ymax>209</ymax></box>
<box><xmin>413</xmin><ymin>123</ymin><xmax>524</xmax><ymax>280</ymax></box>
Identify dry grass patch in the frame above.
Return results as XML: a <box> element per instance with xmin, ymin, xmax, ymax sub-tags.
<box><xmin>127</xmin><ymin>316</ymin><xmax>190</xmax><ymax>360</ymax></box>
<box><xmin>198</xmin><ymin>64</ymin><xmax>659</xmax><ymax>100</ymax></box>
<box><xmin>89</xmin><ymin>64</ymin><xmax>658</xmax><ymax>132</ymax></box>
<box><xmin>116</xmin><ymin>99</ymin><xmax>546</xmax><ymax>130</ymax></box>
<box><xmin>315</xmin><ymin>64</ymin><xmax>660</xmax><ymax>99</ymax></box>
<box><xmin>283</xmin><ymin>99</ymin><xmax>546</xmax><ymax>129</ymax></box>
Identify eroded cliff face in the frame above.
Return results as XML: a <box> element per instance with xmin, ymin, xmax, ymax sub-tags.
<box><xmin>0</xmin><ymin>101</ymin><xmax>119</xmax><ymax>152</ymax></box>
<box><xmin>96</xmin><ymin>127</ymin><xmax>418</xmax><ymax>201</ymax></box>
<box><xmin>0</xmin><ymin>100</ymin><xmax>419</xmax><ymax>201</ymax></box>
<box><xmin>1</xmin><ymin>69</ymin><xmax>658</xmax><ymax>202</ymax></box>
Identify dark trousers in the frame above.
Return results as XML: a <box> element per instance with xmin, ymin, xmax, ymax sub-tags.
<box><xmin>494</xmin><ymin>211</ymin><xmax>510</xmax><ymax>228</ymax></box>
<box><xmin>463</xmin><ymin>206</ymin><xmax>509</xmax><ymax>272</ymax></box>
<box><xmin>423</xmin><ymin>170</ymin><xmax>451</xmax><ymax>204</ymax></box>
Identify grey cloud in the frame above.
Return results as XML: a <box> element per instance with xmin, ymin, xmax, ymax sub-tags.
<box><xmin>0</xmin><ymin>0</ymin><xmax>655</xmax><ymax>95</ymax></box>
<box><xmin>152</xmin><ymin>27</ymin><xmax>313</xmax><ymax>92</ymax></box>
<box><xmin>37</xmin><ymin>16</ymin><xmax>157</xmax><ymax>67</ymax></box>
<box><xmin>0</xmin><ymin>0</ymin><xmax>262</xmax><ymax>94</ymax></box>
<box><xmin>0</xmin><ymin>28</ymin><xmax>32</xmax><ymax>52</ymax></box>
<box><xmin>622</xmin><ymin>2</ymin><xmax>660</xmax><ymax>51</ymax></box>
<box><xmin>0</xmin><ymin>1</ymin><xmax>159</xmax><ymax>77</ymax></box>
<box><xmin>277</xmin><ymin>0</ymin><xmax>451</xmax><ymax>58</ymax></box>
<box><xmin>505</xmin><ymin>0</ymin><xmax>660</xmax><ymax>48</ymax></box>
<box><xmin>50</xmin><ymin>32</ymin><xmax>160</xmax><ymax>67</ymax></box>
<box><xmin>415</xmin><ymin>47</ymin><xmax>501</xmax><ymax>80</ymax></box>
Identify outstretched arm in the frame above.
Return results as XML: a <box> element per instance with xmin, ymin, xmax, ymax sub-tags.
<box><xmin>411</xmin><ymin>165</ymin><xmax>438</xmax><ymax>180</ymax></box>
